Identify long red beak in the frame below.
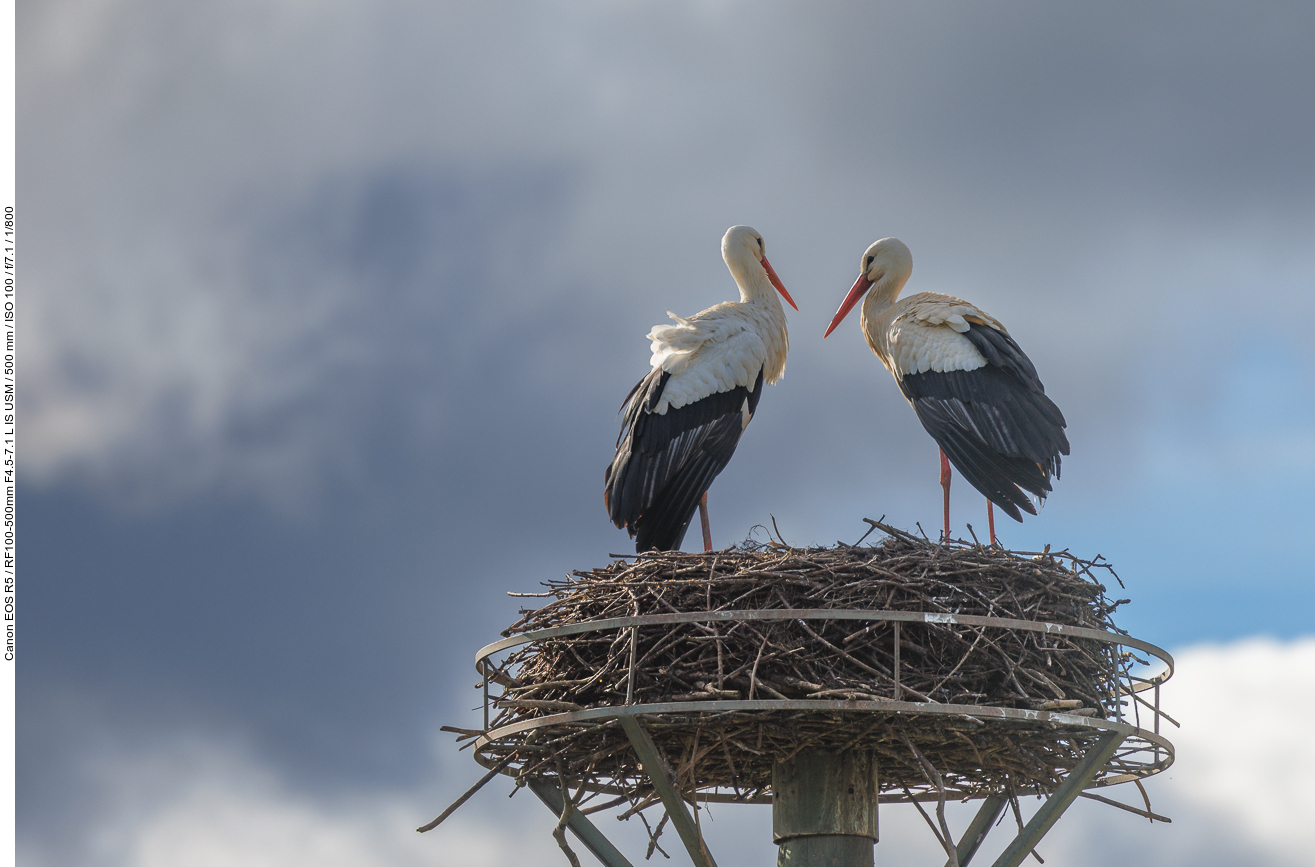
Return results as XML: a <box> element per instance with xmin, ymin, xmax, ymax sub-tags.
<box><xmin>823</xmin><ymin>273</ymin><xmax>872</xmax><ymax>338</ymax></box>
<box><xmin>761</xmin><ymin>256</ymin><xmax>798</xmax><ymax>311</ymax></box>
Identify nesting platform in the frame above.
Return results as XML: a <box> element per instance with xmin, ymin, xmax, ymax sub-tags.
<box><xmin>453</xmin><ymin>522</ymin><xmax>1176</xmax><ymax>866</ymax></box>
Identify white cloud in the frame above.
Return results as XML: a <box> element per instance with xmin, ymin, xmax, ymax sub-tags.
<box><xmin>22</xmin><ymin>638</ymin><xmax>1315</xmax><ymax>867</ymax></box>
<box><xmin>22</xmin><ymin>736</ymin><xmax>518</xmax><ymax>867</ymax></box>
<box><xmin>1145</xmin><ymin>638</ymin><xmax>1315</xmax><ymax>861</ymax></box>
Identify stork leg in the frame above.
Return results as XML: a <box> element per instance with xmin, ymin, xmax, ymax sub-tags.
<box><xmin>699</xmin><ymin>492</ymin><xmax>713</xmax><ymax>553</ymax></box>
<box><xmin>939</xmin><ymin>449</ymin><xmax>952</xmax><ymax>543</ymax></box>
<box><xmin>987</xmin><ymin>498</ymin><xmax>997</xmax><ymax>547</ymax></box>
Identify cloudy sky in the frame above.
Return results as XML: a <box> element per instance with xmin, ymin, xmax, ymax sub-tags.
<box><xmin>19</xmin><ymin>1</ymin><xmax>1315</xmax><ymax>864</ymax></box>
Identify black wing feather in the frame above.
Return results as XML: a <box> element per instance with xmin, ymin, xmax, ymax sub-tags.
<box><xmin>605</xmin><ymin>367</ymin><xmax>764</xmax><ymax>552</ymax></box>
<box><xmin>898</xmin><ymin>322</ymin><xmax>1069</xmax><ymax>522</ymax></box>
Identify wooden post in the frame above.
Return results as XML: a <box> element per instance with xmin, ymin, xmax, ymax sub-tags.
<box><xmin>773</xmin><ymin>750</ymin><xmax>878</xmax><ymax>866</ymax></box>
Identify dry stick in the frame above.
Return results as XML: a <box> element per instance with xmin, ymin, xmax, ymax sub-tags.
<box><xmin>797</xmin><ymin>617</ymin><xmax>939</xmax><ymax>701</ymax></box>
<box><xmin>623</xmin><ymin>591</ymin><xmax>641</xmax><ymax>705</ymax></box>
<box><xmin>579</xmin><ymin>794</ymin><xmax>631</xmax><ymax>816</ymax></box>
<box><xmin>1007</xmin><ymin>784</ymin><xmax>1045</xmax><ymax>865</ymax></box>
<box><xmin>416</xmin><ymin>752</ymin><xmax>518</xmax><ymax>832</ymax></box>
<box><xmin>633</xmin><ymin>804</ymin><xmax>668</xmax><ymax>859</ymax></box>
<box><xmin>903</xmin><ymin>784</ymin><xmax>955</xmax><ymax>864</ymax></box>
<box><xmin>645</xmin><ymin>811</ymin><xmax>671</xmax><ymax>859</ymax></box>
<box><xmin>690</xmin><ymin>786</ymin><xmax>715</xmax><ymax>867</ymax></box>
<box><xmin>551</xmin><ymin>758</ymin><xmax>583</xmax><ymax>867</ymax></box>
<box><xmin>715</xmin><ymin>627</ymin><xmax>725</xmax><ymax>690</ymax></box>
<box><xmin>721</xmin><ymin>735</ymin><xmax>743</xmax><ymax>798</ymax></box>
<box><xmin>1078</xmin><ymin>790</ymin><xmax>1171</xmax><ymax>823</ymax></box>
<box><xmin>1130</xmin><ymin>689</ymin><xmax>1181</xmax><ymax>727</ymax></box>
<box><xmin>626</xmin><ymin>625</ymin><xmax>638</xmax><ymax>705</ymax></box>
<box><xmin>837</xmin><ymin>718</ymin><xmax>888</xmax><ymax>755</ymax></box>
<box><xmin>952</xmin><ymin>729</ymin><xmax>985</xmax><ymax>767</ymax></box>
<box><xmin>1133</xmin><ymin>779</ymin><xmax>1158</xmax><ymax>823</ymax></box>
<box><xmin>675</xmin><ymin>726</ymin><xmax>705</xmax><ymax>790</ymax></box>
<box><xmin>899</xmin><ymin>732</ymin><xmax>959</xmax><ymax>867</ymax></box>
<box><xmin>618</xmin><ymin>791</ymin><xmax>662</xmax><ymax>820</ymax></box>
<box><xmin>722</xmin><ymin>636</ymin><xmax>789</xmax><ymax>681</ymax></box>
<box><xmin>778</xmin><ymin>726</ymin><xmax>837</xmax><ymax>764</ymax></box>
<box><xmin>747</xmin><ymin>630</ymin><xmax>769</xmax><ymax>700</ymax></box>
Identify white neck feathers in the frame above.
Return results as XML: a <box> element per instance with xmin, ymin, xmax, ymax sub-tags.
<box><xmin>724</xmin><ymin>253</ymin><xmax>775</xmax><ymax>305</ymax></box>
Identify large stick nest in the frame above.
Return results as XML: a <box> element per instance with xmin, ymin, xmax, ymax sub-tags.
<box><xmin>474</xmin><ymin>522</ymin><xmax>1135</xmax><ymax>802</ymax></box>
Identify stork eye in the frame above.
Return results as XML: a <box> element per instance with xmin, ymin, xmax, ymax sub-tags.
<box><xmin>756</xmin><ymin>237</ymin><xmax>764</xmax><ymax>251</ymax></box>
<box><xmin>865</xmin><ymin>255</ymin><xmax>874</xmax><ymax>268</ymax></box>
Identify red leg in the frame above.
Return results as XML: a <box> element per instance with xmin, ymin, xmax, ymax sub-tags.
<box><xmin>699</xmin><ymin>492</ymin><xmax>713</xmax><ymax>553</ymax></box>
<box><xmin>939</xmin><ymin>449</ymin><xmax>952</xmax><ymax>543</ymax></box>
<box><xmin>987</xmin><ymin>498</ymin><xmax>997</xmax><ymax>546</ymax></box>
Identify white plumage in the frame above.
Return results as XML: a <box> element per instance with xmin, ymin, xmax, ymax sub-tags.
<box><xmin>605</xmin><ymin>225</ymin><xmax>796</xmax><ymax>553</ymax></box>
<box><xmin>886</xmin><ymin>299</ymin><xmax>993</xmax><ymax>376</ymax></box>
<box><xmin>825</xmin><ymin>237</ymin><xmax>1069</xmax><ymax>541</ymax></box>
<box><xmin>647</xmin><ymin>303</ymin><xmax>787</xmax><ymax>414</ymax></box>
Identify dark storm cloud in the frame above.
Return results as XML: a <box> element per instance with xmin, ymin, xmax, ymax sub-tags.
<box><xmin>767</xmin><ymin>1</ymin><xmax>1315</xmax><ymax>208</ymax></box>
<box><xmin>22</xmin><ymin>0</ymin><xmax>1315</xmax><ymax>501</ymax></box>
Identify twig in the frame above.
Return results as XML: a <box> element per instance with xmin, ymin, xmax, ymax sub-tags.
<box><xmin>416</xmin><ymin>753</ymin><xmax>516</xmax><ymax>832</ymax></box>
<box><xmin>551</xmin><ymin>759</ymin><xmax>583</xmax><ymax>867</ymax></box>
<box><xmin>645</xmin><ymin>811</ymin><xmax>671</xmax><ymax>859</ymax></box>
<box><xmin>898</xmin><ymin>732</ymin><xmax>958</xmax><ymax>867</ymax></box>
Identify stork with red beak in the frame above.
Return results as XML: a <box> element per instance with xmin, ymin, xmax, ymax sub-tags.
<box><xmin>824</xmin><ymin>238</ymin><xmax>1068</xmax><ymax>543</ymax></box>
<box><xmin>605</xmin><ymin>225</ymin><xmax>797</xmax><ymax>553</ymax></box>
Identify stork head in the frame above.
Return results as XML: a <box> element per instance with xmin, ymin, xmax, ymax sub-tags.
<box><xmin>722</xmin><ymin>225</ymin><xmax>798</xmax><ymax>311</ymax></box>
<box><xmin>823</xmin><ymin>237</ymin><xmax>913</xmax><ymax>337</ymax></box>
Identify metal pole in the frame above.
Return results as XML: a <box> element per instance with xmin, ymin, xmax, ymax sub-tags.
<box><xmin>1114</xmin><ymin>646</ymin><xmax>1123</xmax><ymax>724</ymax></box>
<box><xmin>1154</xmin><ymin>682</ymin><xmax>1161</xmax><ymax>765</ymax></box>
<box><xmin>989</xmin><ymin>731</ymin><xmax>1125</xmax><ymax>867</ymax></box>
<box><xmin>626</xmin><ymin>626</ymin><xmax>637</xmax><ymax>705</ymax></box>
<box><xmin>948</xmin><ymin>795</ymin><xmax>1007</xmax><ymax>867</ymax></box>
<box><xmin>773</xmin><ymin>750</ymin><xmax>878</xmax><ymax>867</ymax></box>
<box><xmin>528</xmin><ymin>778</ymin><xmax>636</xmax><ymax>867</ymax></box>
<box><xmin>619</xmin><ymin>716</ymin><xmax>718</xmax><ymax>867</ymax></box>
<box><xmin>893</xmin><ymin>622</ymin><xmax>901</xmax><ymax>699</ymax></box>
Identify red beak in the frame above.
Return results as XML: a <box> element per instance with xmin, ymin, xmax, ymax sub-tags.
<box><xmin>761</xmin><ymin>256</ymin><xmax>798</xmax><ymax>311</ymax></box>
<box><xmin>823</xmin><ymin>273</ymin><xmax>873</xmax><ymax>338</ymax></box>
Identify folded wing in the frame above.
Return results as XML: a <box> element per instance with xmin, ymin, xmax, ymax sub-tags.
<box><xmin>606</xmin><ymin>362</ymin><xmax>765</xmax><ymax>552</ymax></box>
<box><xmin>893</xmin><ymin>316</ymin><xmax>1069</xmax><ymax>522</ymax></box>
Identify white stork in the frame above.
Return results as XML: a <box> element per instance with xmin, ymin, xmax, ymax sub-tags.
<box><xmin>823</xmin><ymin>238</ymin><xmax>1068</xmax><ymax>543</ymax></box>
<box><xmin>605</xmin><ymin>225</ymin><xmax>797</xmax><ymax>552</ymax></box>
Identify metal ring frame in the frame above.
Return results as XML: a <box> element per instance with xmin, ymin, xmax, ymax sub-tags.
<box><xmin>473</xmin><ymin>608</ymin><xmax>1176</xmax><ymax>800</ymax></box>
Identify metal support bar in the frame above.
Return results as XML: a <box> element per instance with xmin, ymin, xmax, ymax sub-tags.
<box><xmin>1154</xmin><ymin>682</ymin><xmax>1161</xmax><ymax>765</ymax></box>
<box><xmin>1114</xmin><ymin>646</ymin><xmax>1124</xmax><ymax>724</ymax></box>
<box><xmin>528</xmin><ymin>778</ymin><xmax>636</xmax><ymax>867</ymax></box>
<box><xmin>947</xmin><ymin>795</ymin><xmax>1007</xmax><ymax>867</ymax></box>
<box><xmin>626</xmin><ymin>627</ymin><xmax>637</xmax><ymax>705</ymax></box>
<box><xmin>619</xmin><ymin>716</ymin><xmax>718</xmax><ymax>867</ymax></box>
<box><xmin>990</xmin><ymin>731</ymin><xmax>1126</xmax><ymax>867</ymax></box>
<box><xmin>894</xmin><ymin>620</ymin><xmax>904</xmax><ymax>699</ymax></box>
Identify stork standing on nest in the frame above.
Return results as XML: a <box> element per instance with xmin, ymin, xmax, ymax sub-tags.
<box><xmin>605</xmin><ymin>225</ymin><xmax>797</xmax><ymax>553</ymax></box>
<box><xmin>823</xmin><ymin>238</ymin><xmax>1068</xmax><ymax>544</ymax></box>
